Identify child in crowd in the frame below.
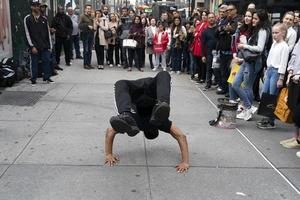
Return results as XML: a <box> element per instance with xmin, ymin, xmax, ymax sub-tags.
<box><xmin>256</xmin><ymin>23</ymin><xmax>289</xmax><ymax>129</ymax></box>
<box><xmin>153</xmin><ymin>22</ymin><xmax>169</xmax><ymax>71</ymax></box>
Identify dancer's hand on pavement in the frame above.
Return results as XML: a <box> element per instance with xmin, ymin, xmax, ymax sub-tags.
<box><xmin>176</xmin><ymin>162</ymin><xmax>189</xmax><ymax>173</ymax></box>
<box><xmin>105</xmin><ymin>154</ymin><xmax>119</xmax><ymax>166</ymax></box>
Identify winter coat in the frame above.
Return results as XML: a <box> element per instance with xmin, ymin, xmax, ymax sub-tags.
<box><xmin>191</xmin><ymin>21</ymin><xmax>208</xmax><ymax>56</ymax></box>
<box><xmin>94</xmin><ymin>17</ymin><xmax>108</xmax><ymax>46</ymax></box>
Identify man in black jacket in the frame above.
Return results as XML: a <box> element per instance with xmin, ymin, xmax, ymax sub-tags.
<box><xmin>51</xmin><ymin>5</ymin><xmax>73</xmax><ymax>66</ymax></box>
<box><xmin>24</xmin><ymin>0</ymin><xmax>53</xmax><ymax>84</ymax></box>
<box><xmin>105</xmin><ymin>71</ymin><xmax>189</xmax><ymax>173</ymax></box>
<box><xmin>215</xmin><ymin>4</ymin><xmax>238</xmax><ymax>96</ymax></box>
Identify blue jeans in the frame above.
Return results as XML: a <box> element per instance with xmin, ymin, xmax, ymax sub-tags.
<box><xmin>171</xmin><ymin>48</ymin><xmax>183</xmax><ymax>72</ymax></box>
<box><xmin>232</xmin><ymin>58</ymin><xmax>262</xmax><ymax>108</ymax></box>
<box><xmin>189</xmin><ymin>52</ymin><xmax>194</xmax><ymax>74</ymax></box>
<box><xmin>72</xmin><ymin>34</ymin><xmax>81</xmax><ymax>58</ymax></box>
<box><xmin>262</xmin><ymin>67</ymin><xmax>280</xmax><ymax>95</ymax></box>
<box><xmin>82</xmin><ymin>32</ymin><xmax>94</xmax><ymax>65</ymax></box>
<box><xmin>30</xmin><ymin>49</ymin><xmax>51</xmax><ymax>81</ymax></box>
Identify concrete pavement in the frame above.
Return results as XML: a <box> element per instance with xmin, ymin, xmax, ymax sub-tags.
<box><xmin>0</xmin><ymin>55</ymin><xmax>299</xmax><ymax>200</ymax></box>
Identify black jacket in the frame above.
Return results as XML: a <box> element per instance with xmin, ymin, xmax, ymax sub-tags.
<box><xmin>51</xmin><ymin>13</ymin><xmax>73</xmax><ymax>38</ymax></box>
<box><xmin>216</xmin><ymin>16</ymin><xmax>238</xmax><ymax>52</ymax></box>
<box><xmin>24</xmin><ymin>14</ymin><xmax>52</xmax><ymax>50</ymax></box>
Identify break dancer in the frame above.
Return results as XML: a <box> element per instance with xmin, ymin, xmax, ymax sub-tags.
<box><xmin>104</xmin><ymin>71</ymin><xmax>189</xmax><ymax>173</ymax></box>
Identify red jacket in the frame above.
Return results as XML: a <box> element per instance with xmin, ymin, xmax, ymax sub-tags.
<box><xmin>192</xmin><ymin>21</ymin><xmax>208</xmax><ymax>57</ymax></box>
<box><xmin>153</xmin><ymin>31</ymin><xmax>169</xmax><ymax>51</ymax></box>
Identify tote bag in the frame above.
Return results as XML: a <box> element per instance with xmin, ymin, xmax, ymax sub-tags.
<box><xmin>274</xmin><ymin>88</ymin><xmax>293</xmax><ymax>123</ymax></box>
<box><xmin>122</xmin><ymin>39</ymin><xmax>137</xmax><ymax>48</ymax></box>
<box><xmin>257</xmin><ymin>93</ymin><xmax>277</xmax><ymax>118</ymax></box>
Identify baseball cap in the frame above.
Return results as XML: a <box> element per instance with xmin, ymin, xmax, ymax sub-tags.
<box><xmin>40</xmin><ymin>2</ymin><xmax>48</xmax><ymax>7</ymax></box>
<box><xmin>30</xmin><ymin>0</ymin><xmax>40</xmax><ymax>6</ymax></box>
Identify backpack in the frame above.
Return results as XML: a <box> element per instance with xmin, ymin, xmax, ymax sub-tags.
<box><xmin>0</xmin><ymin>66</ymin><xmax>16</xmax><ymax>87</ymax></box>
<box><xmin>1</xmin><ymin>57</ymin><xmax>26</xmax><ymax>82</ymax></box>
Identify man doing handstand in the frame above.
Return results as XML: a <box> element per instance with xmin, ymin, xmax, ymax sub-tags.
<box><xmin>105</xmin><ymin>71</ymin><xmax>189</xmax><ymax>173</ymax></box>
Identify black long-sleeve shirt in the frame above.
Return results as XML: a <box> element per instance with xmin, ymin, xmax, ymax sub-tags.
<box><xmin>51</xmin><ymin>13</ymin><xmax>73</xmax><ymax>38</ymax></box>
<box><xmin>201</xmin><ymin>26</ymin><xmax>217</xmax><ymax>57</ymax></box>
<box><xmin>24</xmin><ymin>14</ymin><xmax>52</xmax><ymax>50</ymax></box>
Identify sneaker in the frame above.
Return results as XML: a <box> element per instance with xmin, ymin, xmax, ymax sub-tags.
<box><xmin>256</xmin><ymin>118</ymin><xmax>269</xmax><ymax>126</ymax></box>
<box><xmin>55</xmin><ymin>65</ymin><xmax>63</xmax><ymax>71</ymax></box>
<box><xmin>127</xmin><ymin>67</ymin><xmax>132</xmax><ymax>72</ymax></box>
<box><xmin>66</xmin><ymin>63</ymin><xmax>71</xmax><ymax>66</ymax></box>
<box><xmin>44</xmin><ymin>78</ymin><xmax>55</xmax><ymax>84</ymax></box>
<box><xmin>150</xmin><ymin>102</ymin><xmax>170</xmax><ymax>126</ymax></box>
<box><xmin>162</xmin><ymin>67</ymin><xmax>167</xmax><ymax>71</ymax></box>
<box><xmin>98</xmin><ymin>65</ymin><xmax>104</xmax><ymax>70</ymax></box>
<box><xmin>117</xmin><ymin>64</ymin><xmax>122</xmax><ymax>67</ymax></box>
<box><xmin>170</xmin><ymin>71</ymin><xmax>175</xmax><ymax>74</ymax></box>
<box><xmin>257</xmin><ymin>121</ymin><xmax>275</xmax><ymax>129</ymax></box>
<box><xmin>297</xmin><ymin>151</ymin><xmax>300</xmax><ymax>158</ymax></box>
<box><xmin>236</xmin><ymin>109</ymin><xmax>252</xmax><ymax>121</ymax></box>
<box><xmin>204</xmin><ymin>84</ymin><xmax>211</xmax><ymax>90</ymax></box>
<box><xmin>250</xmin><ymin>105</ymin><xmax>258</xmax><ymax>114</ymax></box>
<box><xmin>76</xmin><ymin>55</ymin><xmax>83</xmax><ymax>59</ymax></box>
<box><xmin>88</xmin><ymin>65</ymin><xmax>95</xmax><ymax>69</ymax></box>
<box><xmin>84</xmin><ymin>65</ymin><xmax>90</xmax><ymax>70</ymax></box>
<box><xmin>109</xmin><ymin>113</ymin><xmax>140</xmax><ymax>136</ymax></box>
<box><xmin>280</xmin><ymin>137</ymin><xmax>296</xmax><ymax>145</ymax></box>
<box><xmin>282</xmin><ymin>140</ymin><xmax>300</xmax><ymax>149</ymax></box>
<box><xmin>31</xmin><ymin>80</ymin><xmax>37</xmax><ymax>85</ymax></box>
<box><xmin>176</xmin><ymin>71</ymin><xmax>181</xmax><ymax>75</ymax></box>
<box><xmin>152</xmin><ymin>67</ymin><xmax>158</xmax><ymax>71</ymax></box>
<box><xmin>109</xmin><ymin>64</ymin><xmax>113</xmax><ymax>67</ymax></box>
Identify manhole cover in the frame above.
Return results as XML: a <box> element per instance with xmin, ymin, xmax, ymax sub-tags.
<box><xmin>0</xmin><ymin>91</ymin><xmax>47</xmax><ymax>106</ymax></box>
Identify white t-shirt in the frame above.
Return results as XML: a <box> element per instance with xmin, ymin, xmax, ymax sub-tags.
<box><xmin>267</xmin><ymin>40</ymin><xmax>289</xmax><ymax>74</ymax></box>
<box><xmin>286</xmin><ymin>26</ymin><xmax>297</xmax><ymax>52</ymax></box>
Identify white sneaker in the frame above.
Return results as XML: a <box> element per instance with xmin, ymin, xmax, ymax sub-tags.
<box><xmin>236</xmin><ymin>109</ymin><xmax>252</xmax><ymax>121</ymax></box>
<box><xmin>117</xmin><ymin>64</ymin><xmax>121</xmax><ymax>67</ymax></box>
<box><xmin>109</xmin><ymin>64</ymin><xmax>113</xmax><ymax>67</ymax></box>
<box><xmin>250</xmin><ymin>105</ymin><xmax>258</xmax><ymax>114</ymax></box>
<box><xmin>170</xmin><ymin>71</ymin><xmax>175</xmax><ymax>74</ymax></box>
<box><xmin>152</xmin><ymin>67</ymin><xmax>158</xmax><ymax>71</ymax></box>
<box><xmin>162</xmin><ymin>67</ymin><xmax>167</xmax><ymax>71</ymax></box>
<box><xmin>297</xmin><ymin>151</ymin><xmax>300</xmax><ymax>158</ymax></box>
<box><xmin>176</xmin><ymin>71</ymin><xmax>181</xmax><ymax>75</ymax></box>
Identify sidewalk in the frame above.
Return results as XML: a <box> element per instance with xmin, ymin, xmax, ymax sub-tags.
<box><xmin>0</xmin><ymin>55</ymin><xmax>299</xmax><ymax>200</ymax></box>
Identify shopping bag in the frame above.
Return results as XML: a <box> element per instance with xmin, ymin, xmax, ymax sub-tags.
<box><xmin>274</xmin><ymin>88</ymin><xmax>293</xmax><ymax>123</ymax></box>
<box><xmin>122</xmin><ymin>39</ymin><xmax>137</xmax><ymax>48</ymax></box>
<box><xmin>257</xmin><ymin>93</ymin><xmax>277</xmax><ymax>118</ymax></box>
<box><xmin>227</xmin><ymin>62</ymin><xmax>240</xmax><ymax>84</ymax></box>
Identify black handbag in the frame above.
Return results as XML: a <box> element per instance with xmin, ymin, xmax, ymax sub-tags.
<box><xmin>147</xmin><ymin>37</ymin><xmax>153</xmax><ymax>47</ymax></box>
<box><xmin>240</xmin><ymin>49</ymin><xmax>260</xmax><ymax>62</ymax></box>
<box><xmin>104</xmin><ymin>29</ymin><xmax>113</xmax><ymax>39</ymax></box>
<box><xmin>257</xmin><ymin>93</ymin><xmax>278</xmax><ymax>118</ymax></box>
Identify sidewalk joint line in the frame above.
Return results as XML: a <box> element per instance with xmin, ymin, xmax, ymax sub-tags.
<box><xmin>192</xmin><ymin>79</ymin><xmax>300</xmax><ymax>196</ymax></box>
<box><xmin>0</xmin><ymin>84</ymin><xmax>76</xmax><ymax>180</ymax></box>
<box><xmin>143</xmin><ymin>137</ymin><xmax>153</xmax><ymax>200</ymax></box>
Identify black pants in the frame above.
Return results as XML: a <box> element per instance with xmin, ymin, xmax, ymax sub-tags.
<box><xmin>205</xmin><ymin>54</ymin><xmax>213</xmax><ymax>84</ymax></box>
<box><xmin>219</xmin><ymin>53</ymin><xmax>232</xmax><ymax>92</ymax></box>
<box><xmin>128</xmin><ymin>48</ymin><xmax>143</xmax><ymax>69</ymax></box>
<box><xmin>55</xmin><ymin>36</ymin><xmax>71</xmax><ymax>65</ymax></box>
<box><xmin>95</xmin><ymin>43</ymin><xmax>105</xmax><ymax>65</ymax></box>
<box><xmin>114</xmin><ymin>71</ymin><xmax>172</xmax><ymax>133</ymax></box>
<box><xmin>149</xmin><ymin>54</ymin><xmax>154</xmax><ymax>69</ymax></box>
<box><xmin>121</xmin><ymin>40</ymin><xmax>128</xmax><ymax>67</ymax></box>
<box><xmin>108</xmin><ymin>44</ymin><xmax>120</xmax><ymax>65</ymax></box>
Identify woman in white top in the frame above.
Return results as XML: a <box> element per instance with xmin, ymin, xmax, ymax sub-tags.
<box><xmin>233</xmin><ymin>9</ymin><xmax>270</xmax><ymax>121</ymax></box>
<box><xmin>145</xmin><ymin>18</ymin><xmax>157</xmax><ymax>69</ymax></box>
<box><xmin>257</xmin><ymin>23</ymin><xmax>289</xmax><ymax>129</ymax></box>
<box><xmin>282</xmin><ymin>11</ymin><xmax>297</xmax><ymax>52</ymax></box>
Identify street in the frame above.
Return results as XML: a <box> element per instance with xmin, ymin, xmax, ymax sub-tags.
<box><xmin>0</xmin><ymin>55</ymin><xmax>299</xmax><ymax>200</ymax></box>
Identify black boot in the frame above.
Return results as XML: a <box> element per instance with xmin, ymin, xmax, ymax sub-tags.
<box><xmin>150</xmin><ymin>102</ymin><xmax>170</xmax><ymax>126</ymax></box>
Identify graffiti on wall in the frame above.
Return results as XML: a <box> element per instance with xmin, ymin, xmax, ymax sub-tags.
<box><xmin>0</xmin><ymin>0</ymin><xmax>12</xmax><ymax>59</ymax></box>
